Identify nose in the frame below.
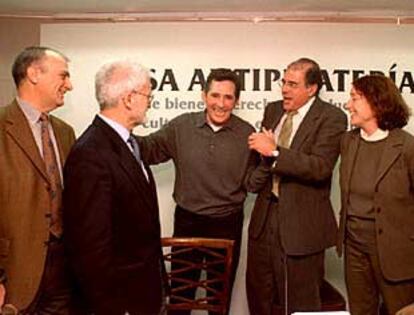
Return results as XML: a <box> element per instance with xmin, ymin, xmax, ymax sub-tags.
<box><xmin>216</xmin><ymin>96</ymin><xmax>226</xmax><ymax>108</ymax></box>
<box><xmin>66</xmin><ymin>77</ymin><xmax>73</xmax><ymax>91</ymax></box>
<box><xmin>345</xmin><ymin>99</ymin><xmax>352</xmax><ymax>111</ymax></box>
<box><xmin>281</xmin><ymin>83</ymin><xmax>289</xmax><ymax>94</ymax></box>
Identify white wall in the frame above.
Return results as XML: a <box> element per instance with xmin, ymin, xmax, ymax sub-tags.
<box><xmin>41</xmin><ymin>22</ymin><xmax>414</xmax><ymax>314</ymax></box>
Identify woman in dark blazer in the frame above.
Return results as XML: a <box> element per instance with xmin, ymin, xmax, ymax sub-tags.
<box><xmin>338</xmin><ymin>75</ymin><xmax>414</xmax><ymax>315</ymax></box>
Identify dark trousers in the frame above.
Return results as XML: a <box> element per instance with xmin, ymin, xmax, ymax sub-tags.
<box><xmin>345</xmin><ymin>238</ymin><xmax>414</xmax><ymax>315</ymax></box>
<box><xmin>22</xmin><ymin>237</ymin><xmax>75</xmax><ymax>315</ymax></box>
<box><xmin>246</xmin><ymin>198</ymin><xmax>324</xmax><ymax>315</ymax></box>
<box><xmin>168</xmin><ymin>206</ymin><xmax>244</xmax><ymax>315</ymax></box>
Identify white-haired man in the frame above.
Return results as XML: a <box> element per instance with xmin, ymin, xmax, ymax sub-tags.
<box><xmin>63</xmin><ymin>60</ymin><xmax>164</xmax><ymax>315</ymax></box>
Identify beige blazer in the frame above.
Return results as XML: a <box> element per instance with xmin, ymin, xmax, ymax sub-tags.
<box><xmin>338</xmin><ymin>128</ymin><xmax>414</xmax><ymax>281</ymax></box>
<box><xmin>0</xmin><ymin>100</ymin><xmax>75</xmax><ymax>308</ymax></box>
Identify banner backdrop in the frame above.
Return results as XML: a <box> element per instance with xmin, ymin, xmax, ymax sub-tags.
<box><xmin>42</xmin><ymin>22</ymin><xmax>414</xmax><ymax>314</ymax></box>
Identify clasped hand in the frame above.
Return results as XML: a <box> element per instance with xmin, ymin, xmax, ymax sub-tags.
<box><xmin>248</xmin><ymin>128</ymin><xmax>276</xmax><ymax>157</ymax></box>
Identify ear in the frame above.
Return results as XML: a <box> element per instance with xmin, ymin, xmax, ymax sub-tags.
<box><xmin>308</xmin><ymin>84</ymin><xmax>318</xmax><ymax>97</ymax></box>
<box><xmin>201</xmin><ymin>91</ymin><xmax>207</xmax><ymax>104</ymax></box>
<box><xmin>122</xmin><ymin>92</ymin><xmax>133</xmax><ymax>110</ymax></box>
<box><xmin>26</xmin><ymin>65</ymin><xmax>40</xmax><ymax>84</ymax></box>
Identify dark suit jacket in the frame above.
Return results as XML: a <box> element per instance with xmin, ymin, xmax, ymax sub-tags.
<box><xmin>247</xmin><ymin>98</ymin><xmax>347</xmax><ymax>255</ymax></box>
<box><xmin>0</xmin><ymin>100</ymin><xmax>75</xmax><ymax>309</ymax></box>
<box><xmin>63</xmin><ymin>116</ymin><xmax>163</xmax><ymax>315</ymax></box>
<box><xmin>338</xmin><ymin>128</ymin><xmax>414</xmax><ymax>281</ymax></box>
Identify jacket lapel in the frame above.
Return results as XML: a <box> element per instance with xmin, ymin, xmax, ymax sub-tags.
<box><xmin>269</xmin><ymin>104</ymin><xmax>284</xmax><ymax>131</ymax></box>
<box><xmin>342</xmin><ymin>131</ymin><xmax>360</xmax><ymax>194</ymax></box>
<box><xmin>118</xmin><ymin>142</ymin><xmax>153</xmax><ymax>191</ymax></box>
<box><xmin>375</xmin><ymin>129</ymin><xmax>403</xmax><ymax>187</ymax></box>
<box><xmin>290</xmin><ymin>97</ymin><xmax>322</xmax><ymax>150</ymax></box>
<box><xmin>118</xmin><ymin>144</ymin><xmax>158</xmax><ymax>212</ymax></box>
<box><xmin>5</xmin><ymin>101</ymin><xmax>49</xmax><ymax>183</ymax></box>
<box><xmin>94</xmin><ymin>116</ymin><xmax>156</xmax><ymax>210</ymax></box>
<box><xmin>50</xmin><ymin>117</ymin><xmax>70</xmax><ymax>166</ymax></box>
<box><xmin>143</xmin><ymin>163</ymin><xmax>158</xmax><ymax>202</ymax></box>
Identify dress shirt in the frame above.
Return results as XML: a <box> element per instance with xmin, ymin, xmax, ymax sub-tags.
<box><xmin>98</xmin><ymin>114</ymin><xmax>131</xmax><ymax>145</ymax></box>
<box><xmin>273</xmin><ymin>96</ymin><xmax>314</xmax><ymax>146</ymax></box>
<box><xmin>17</xmin><ymin>97</ymin><xmax>63</xmax><ymax>182</ymax></box>
<box><xmin>98</xmin><ymin>114</ymin><xmax>148</xmax><ymax>180</ymax></box>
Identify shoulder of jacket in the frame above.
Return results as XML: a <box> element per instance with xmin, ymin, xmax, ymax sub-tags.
<box><xmin>231</xmin><ymin>114</ymin><xmax>255</xmax><ymax>131</ymax></box>
<box><xmin>49</xmin><ymin>115</ymin><xmax>74</xmax><ymax>131</ymax></box>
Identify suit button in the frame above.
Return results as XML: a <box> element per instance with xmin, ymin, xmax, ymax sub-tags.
<box><xmin>376</xmin><ymin>207</ymin><xmax>381</xmax><ymax>213</ymax></box>
<box><xmin>378</xmin><ymin>228</ymin><xmax>383</xmax><ymax>235</ymax></box>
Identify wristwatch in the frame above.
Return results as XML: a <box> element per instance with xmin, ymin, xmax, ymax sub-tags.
<box><xmin>271</xmin><ymin>149</ymin><xmax>279</xmax><ymax>158</ymax></box>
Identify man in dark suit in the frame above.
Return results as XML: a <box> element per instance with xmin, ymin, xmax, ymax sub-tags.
<box><xmin>63</xmin><ymin>60</ymin><xmax>164</xmax><ymax>315</ymax></box>
<box><xmin>0</xmin><ymin>46</ymin><xmax>76</xmax><ymax>314</ymax></box>
<box><xmin>245</xmin><ymin>58</ymin><xmax>347</xmax><ymax>315</ymax></box>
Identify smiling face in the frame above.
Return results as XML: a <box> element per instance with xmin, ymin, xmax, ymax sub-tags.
<box><xmin>33</xmin><ymin>51</ymin><xmax>73</xmax><ymax>112</ymax></box>
<box><xmin>281</xmin><ymin>68</ymin><xmax>317</xmax><ymax>112</ymax></box>
<box><xmin>203</xmin><ymin>80</ymin><xmax>237</xmax><ymax>126</ymax></box>
<box><xmin>346</xmin><ymin>86</ymin><xmax>378</xmax><ymax>132</ymax></box>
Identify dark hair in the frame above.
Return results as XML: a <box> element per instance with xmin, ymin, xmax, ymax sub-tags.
<box><xmin>204</xmin><ymin>68</ymin><xmax>241</xmax><ymax>100</ymax></box>
<box><xmin>12</xmin><ymin>46</ymin><xmax>68</xmax><ymax>87</ymax></box>
<box><xmin>287</xmin><ymin>58</ymin><xmax>323</xmax><ymax>95</ymax></box>
<box><xmin>353</xmin><ymin>75</ymin><xmax>410</xmax><ymax>130</ymax></box>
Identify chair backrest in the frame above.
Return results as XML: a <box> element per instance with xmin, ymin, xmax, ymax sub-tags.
<box><xmin>161</xmin><ymin>237</ymin><xmax>234</xmax><ymax>315</ymax></box>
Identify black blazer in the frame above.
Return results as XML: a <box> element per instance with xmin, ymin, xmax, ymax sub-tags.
<box><xmin>63</xmin><ymin>116</ymin><xmax>163</xmax><ymax>315</ymax></box>
<box><xmin>247</xmin><ymin>98</ymin><xmax>347</xmax><ymax>255</ymax></box>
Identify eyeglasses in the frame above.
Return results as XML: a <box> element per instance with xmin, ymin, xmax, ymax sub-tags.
<box><xmin>278</xmin><ymin>80</ymin><xmax>301</xmax><ymax>89</ymax></box>
<box><xmin>132</xmin><ymin>90</ymin><xmax>154</xmax><ymax>103</ymax></box>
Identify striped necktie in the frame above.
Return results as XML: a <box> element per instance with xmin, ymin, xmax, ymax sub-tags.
<box><xmin>39</xmin><ymin>113</ymin><xmax>63</xmax><ymax>237</ymax></box>
<box><xmin>272</xmin><ymin>110</ymin><xmax>298</xmax><ymax>197</ymax></box>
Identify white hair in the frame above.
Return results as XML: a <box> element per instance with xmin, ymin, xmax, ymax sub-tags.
<box><xmin>95</xmin><ymin>60</ymin><xmax>150</xmax><ymax>110</ymax></box>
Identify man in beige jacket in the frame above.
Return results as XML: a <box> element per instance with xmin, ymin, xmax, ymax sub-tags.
<box><xmin>0</xmin><ymin>46</ymin><xmax>76</xmax><ymax>314</ymax></box>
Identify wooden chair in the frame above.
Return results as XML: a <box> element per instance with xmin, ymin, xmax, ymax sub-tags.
<box><xmin>273</xmin><ymin>279</ymin><xmax>346</xmax><ymax>314</ymax></box>
<box><xmin>161</xmin><ymin>237</ymin><xmax>234</xmax><ymax>315</ymax></box>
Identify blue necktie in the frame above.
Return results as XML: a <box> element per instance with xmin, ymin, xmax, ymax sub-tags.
<box><xmin>128</xmin><ymin>135</ymin><xmax>142</xmax><ymax>163</ymax></box>
<box><xmin>128</xmin><ymin>135</ymin><xmax>149</xmax><ymax>181</ymax></box>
